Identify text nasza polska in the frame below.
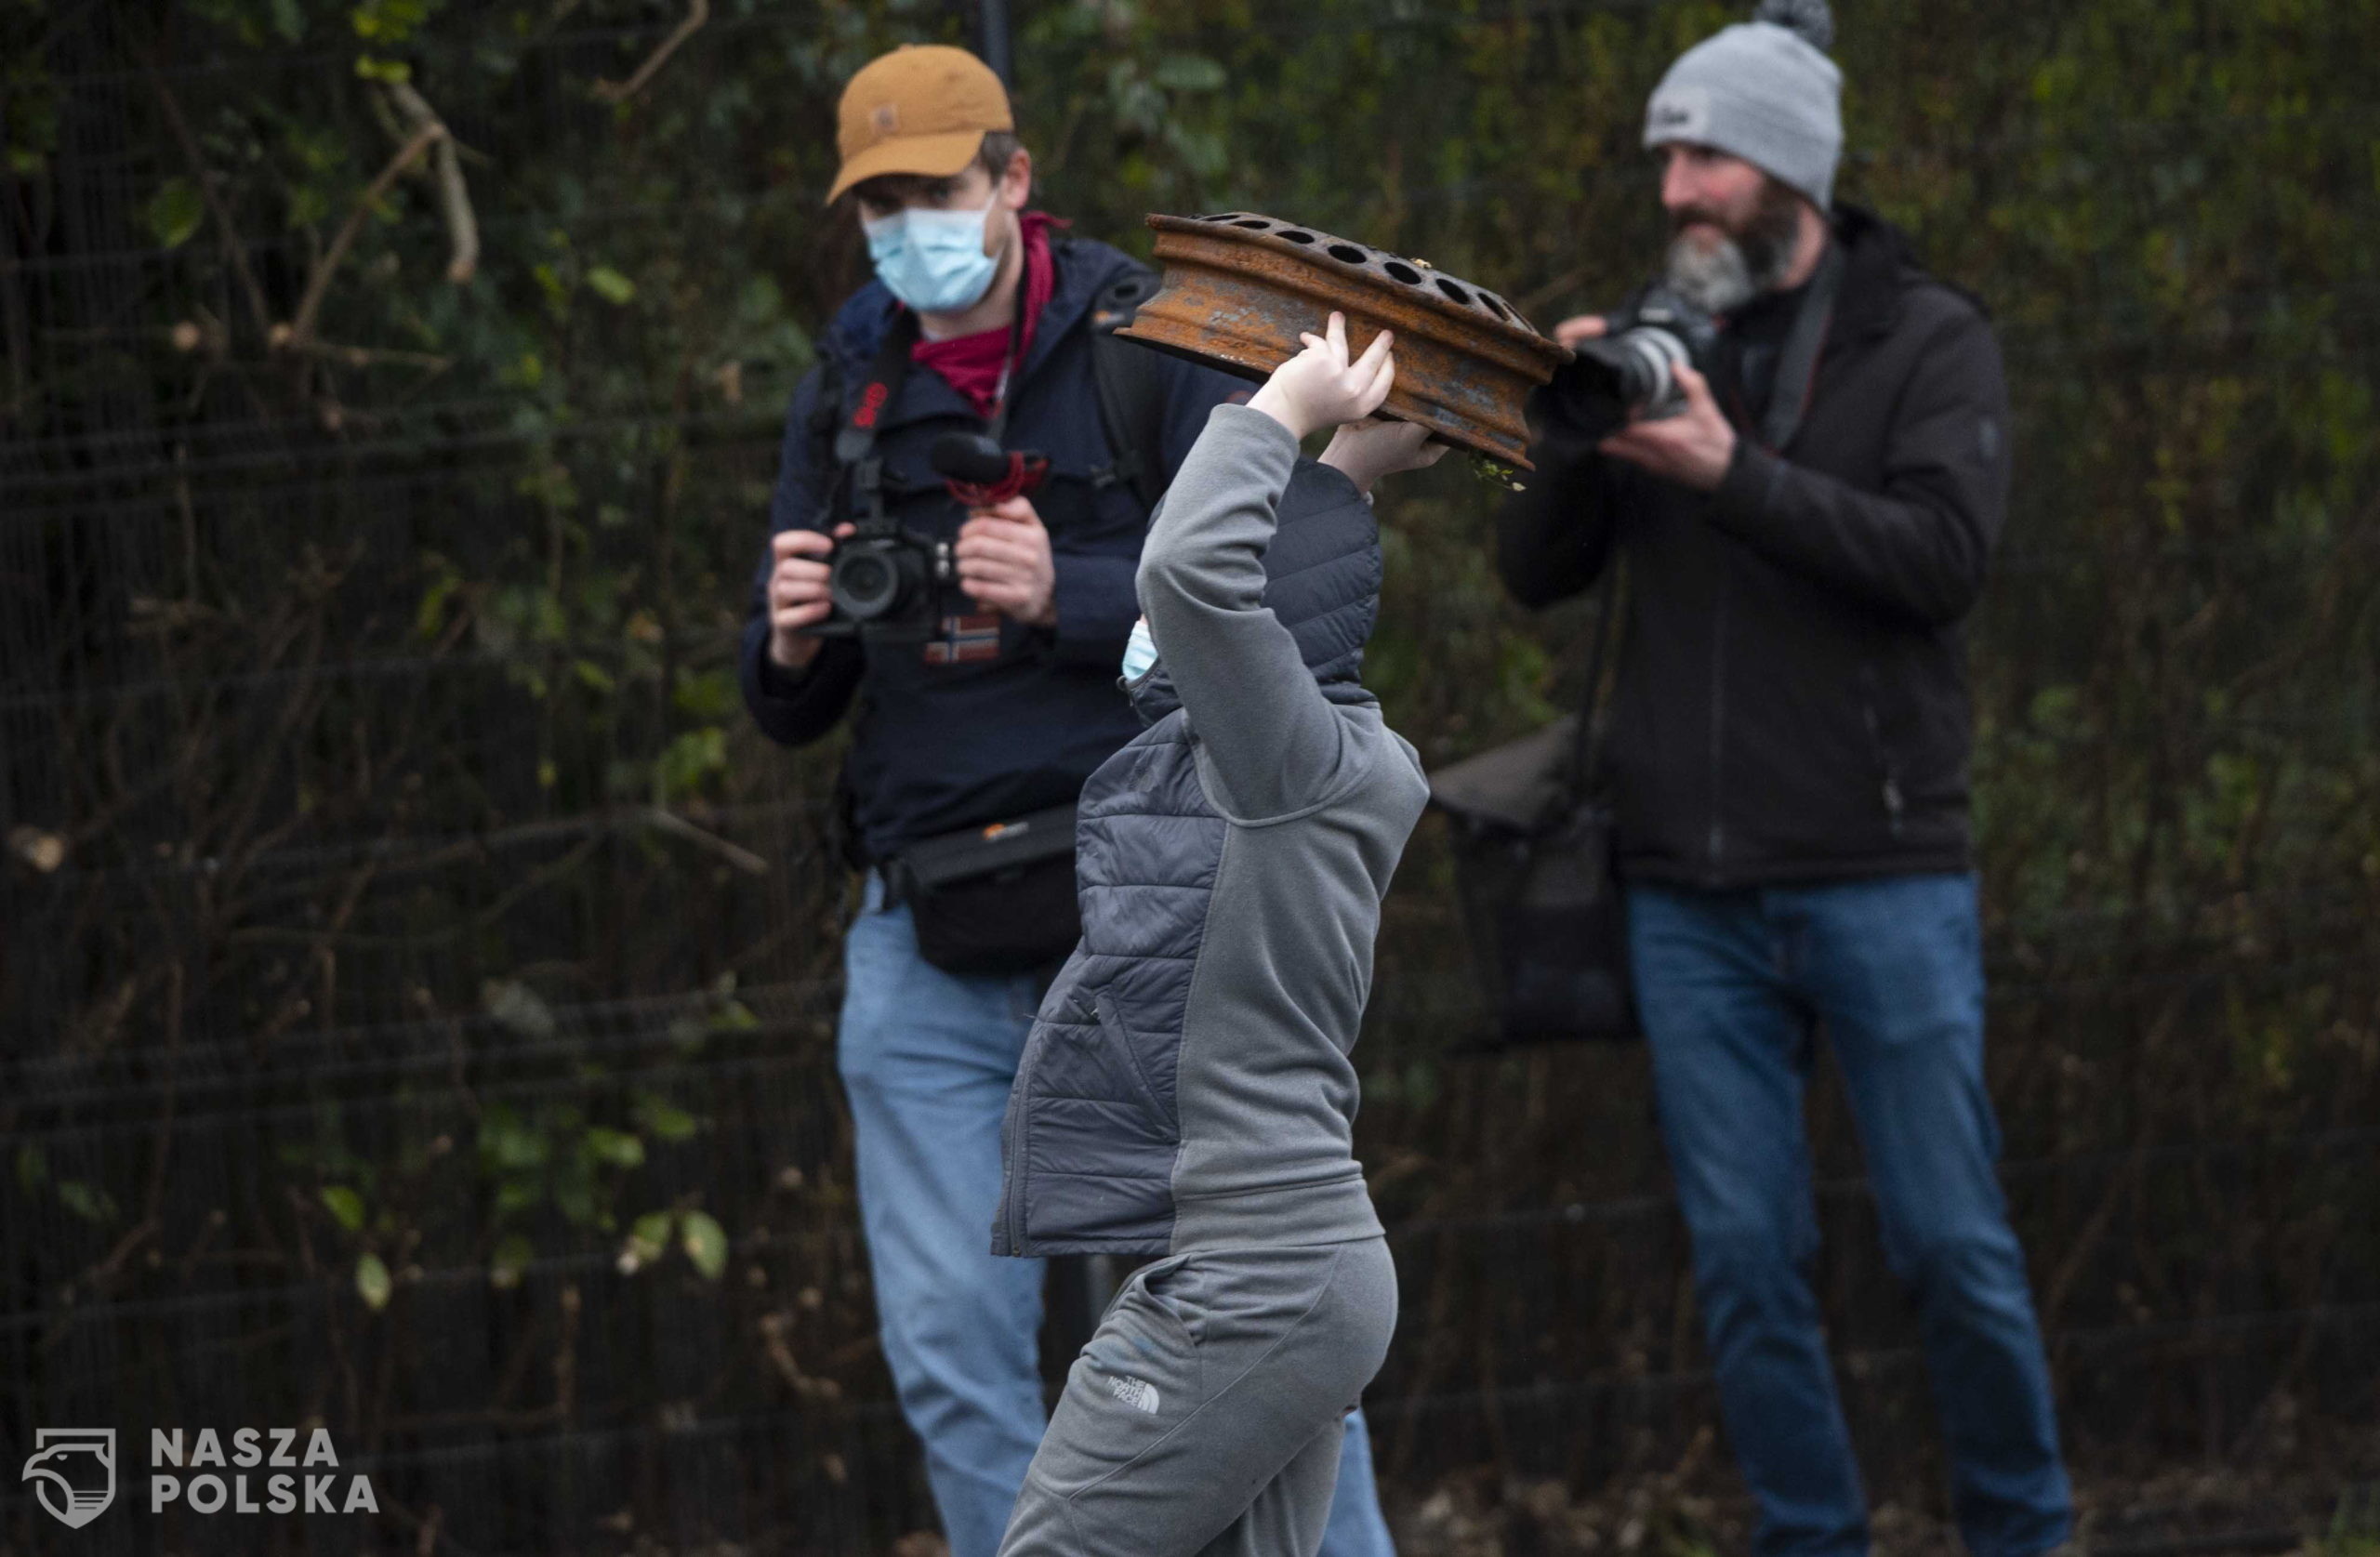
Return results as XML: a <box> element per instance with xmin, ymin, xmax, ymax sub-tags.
<box><xmin>149</xmin><ymin>1429</ymin><xmax>378</xmax><ymax>1513</ymax></box>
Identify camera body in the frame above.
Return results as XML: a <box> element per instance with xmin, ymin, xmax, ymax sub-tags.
<box><xmin>808</xmin><ymin>431</ymin><xmax>1049</xmax><ymax>646</ymax></box>
<box><xmin>811</xmin><ymin>522</ymin><xmax>959</xmax><ymax>645</ymax></box>
<box><xmin>1537</xmin><ymin>284</ymin><xmax>1723</xmax><ymax>446</ymax></box>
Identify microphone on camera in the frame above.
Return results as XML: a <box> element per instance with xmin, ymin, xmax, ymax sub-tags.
<box><xmin>930</xmin><ymin>431</ymin><xmax>1051</xmax><ymax>508</ymax></box>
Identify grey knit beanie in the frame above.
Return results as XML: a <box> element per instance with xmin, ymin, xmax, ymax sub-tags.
<box><xmin>1644</xmin><ymin>0</ymin><xmax>1843</xmax><ymax>211</ymax></box>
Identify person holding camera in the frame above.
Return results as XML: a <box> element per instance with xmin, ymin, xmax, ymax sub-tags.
<box><xmin>1498</xmin><ymin>5</ymin><xmax>2074</xmax><ymax>1555</ymax></box>
<box><xmin>738</xmin><ymin>46</ymin><xmax>1398</xmax><ymax>1557</ymax></box>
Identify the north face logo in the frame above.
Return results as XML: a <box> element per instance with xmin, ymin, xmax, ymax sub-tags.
<box><xmin>1109</xmin><ymin>1376</ymin><xmax>1161</xmax><ymax>1415</ymax></box>
<box><xmin>870</xmin><ymin>102</ymin><xmax>899</xmax><ymax>135</ymax></box>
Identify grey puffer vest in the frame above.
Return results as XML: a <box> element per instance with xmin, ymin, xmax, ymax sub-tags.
<box><xmin>991</xmin><ymin>414</ymin><xmax>1429</xmax><ymax>1260</ymax></box>
<box><xmin>989</xmin><ymin>709</ymin><xmax>1219</xmax><ymax>1255</ymax></box>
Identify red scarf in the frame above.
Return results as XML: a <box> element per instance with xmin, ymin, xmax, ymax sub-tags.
<box><xmin>910</xmin><ymin>210</ymin><xmax>1066</xmax><ymax>419</ymax></box>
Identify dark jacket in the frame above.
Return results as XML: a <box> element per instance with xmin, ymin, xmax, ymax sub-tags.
<box><xmin>738</xmin><ymin>233</ymin><xmax>1244</xmax><ymax>862</ymax></box>
<box><xmin>1496</xmin><ymin>205</ymin><xmax>2011</xmax><ymax>888</ymax></box>
<box><xmin>994</xmin><ymin>408</ymin><xmax>1428</xmax><ymax>1258</ymax></box>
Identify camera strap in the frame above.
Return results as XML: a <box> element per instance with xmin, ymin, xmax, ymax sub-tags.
<box><xmin>1756</xmin><ymin>240</ymin><xmax>1844</xmax><ymax>455</ymax></box>
<box><xmin>834</xmin><ymin>311</ymin><xmax>922</xmax><ymax>527</ymax></box>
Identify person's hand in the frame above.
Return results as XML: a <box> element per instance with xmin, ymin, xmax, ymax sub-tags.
<box><xmin>1247</xmin><ymin>312</ymin><xmax>1395</xmax><ymax>440</ymax></box>
<box><xmin>1318</xmin><ymin>416</ymin><xmax>1448</xmax><ymax>495</ymax></box>
<box><xmin>767</xmin><ymin>523</ymin><xmax>856</xmax><ymax>671</ymax></box>
<box><xmin>1597</xmin><ymin>361</ymin><xmax>1738</xmax><ymax>492</ymax></box>
<box><xmin>956</xmin><ymin>495</ymin><xmax>1058</xmax><ymax>627</ymax></box>
<box><xmin>1552</xmin><ymin>313</ymin><xmax>1608</xmax><ymax>350</ymax></box>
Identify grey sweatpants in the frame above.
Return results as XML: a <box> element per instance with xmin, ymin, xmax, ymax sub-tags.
<box><xmin>998</xmin><ymin>1238</ymin><xmax>1398</xmax><ymax>1557</ymax></box>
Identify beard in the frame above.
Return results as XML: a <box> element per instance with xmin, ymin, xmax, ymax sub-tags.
<box><xmin>1661</xmin><ymin>179</ymin><xmax>1805</xmax><ymax>314</ymax></box>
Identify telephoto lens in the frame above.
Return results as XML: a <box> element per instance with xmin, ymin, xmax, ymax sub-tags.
<box><xmin>1532</xmin><ymin>286</ymin><xmax>1719</xmax><ymax>448</ymax></box>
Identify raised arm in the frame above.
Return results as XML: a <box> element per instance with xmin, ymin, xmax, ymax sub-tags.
<box><xmin>1134</xmin><ymin>315</ymin><xmax>1395</xmax><ymax>819</ymax></box>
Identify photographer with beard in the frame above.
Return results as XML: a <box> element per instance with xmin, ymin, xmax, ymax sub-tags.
<box><xmin>1497</xmin><ymin>5</ymin><xmax>2075</xmax><ymax>1555</ymax></box>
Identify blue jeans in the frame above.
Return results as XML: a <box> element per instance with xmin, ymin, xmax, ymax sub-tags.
<box><xmin>1626</xmin><ymin>874</ymin><xmax>2071</xmax><ymax>1557</ymax></box>
<box><xmin>840</xmin><ymin>875</ymin><xmax>1398</xmax><ymax>1557</ymax></box>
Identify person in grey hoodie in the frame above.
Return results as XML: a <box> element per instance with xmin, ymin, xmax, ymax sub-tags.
<box><xmin>993</xmin><ymin>314</ymin><xmax>1444</xmax><ymax>1557</ymax></box>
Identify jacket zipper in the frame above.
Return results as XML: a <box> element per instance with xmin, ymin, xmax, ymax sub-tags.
<box><xmin>1704</xmin><ymin>562</ymin><xmax>1732</xmax><ymax>877</ymax></box>
<box><xmin>1860</xmin><ymin>666</ymin><xmax>1908</xmax><ymax>839</ymax></box>
<box><xmin>998</xmin><ymin>1030</ymin><xmax>1035</xmax><ymax>1254</ymax></box>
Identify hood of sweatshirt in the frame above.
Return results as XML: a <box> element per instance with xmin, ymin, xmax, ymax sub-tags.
<box><xmin>1127</xmin><ymin>456</ymin><xmax>1382</xmax><ymax>726</ymax></box>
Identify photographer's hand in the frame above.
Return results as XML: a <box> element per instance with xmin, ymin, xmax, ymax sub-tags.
<box><xmin>1248</xmin><ymin>311</ymin><xmax>1396</xmax><ymax>440</ymax></box>
<box><xmin>1598</xmin><ymin>361</ymin><xmax>1737</xmax><ymax>492</ymax></box>
<box><xmin>957</xmin><ymin>496</ymin><xmax>1058</xmax><ymax>627</ymax></box>
<box><xmin>768</xmin><ymin>522</ymin><xmax>857</xmax><ymax>671</ymax></box>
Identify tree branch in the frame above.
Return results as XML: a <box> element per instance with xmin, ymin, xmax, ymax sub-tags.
<box><xmin>282</xmin><ymin>123</ymin><xmax>444</xmax><ymax>352</ymax></box>
<box><xmin>145</xmin><ymin>62</ymin><xmax>275</xmax><ymax>345</ymax></box>
<box><xmin>382</xmin><ymin>81</ymin><xmax>481</xmax><ymax>284</ymax></box>
<box><xmin>592</xmin><ymin>0</ymin><xmax>709</xmax><ymax>104</ymax></box>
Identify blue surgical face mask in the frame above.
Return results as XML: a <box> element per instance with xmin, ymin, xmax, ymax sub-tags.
<box><xmin>1120</xmin><ymin>617</ymin><xmax>1158</xmax><ymax>684</ymax></box>
<box><xmin>862</xmin><ymin>189</ymin><xmax>1004</xmax><ymax>314</ymax></box>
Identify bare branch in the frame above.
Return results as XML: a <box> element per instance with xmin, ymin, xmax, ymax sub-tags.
<box><xmin>145</xmin><ymin>62</ymin><xmax>274</xmax><ymax>345</ymax></box>
<box><xmin>383</xmin><ymin>81</ymin><xmax>481</xmax><ymax>284</ymax></box>
<box><xmin>285</xmin><ymin>338</ymin><xmax>454</xmax><ymax>371</ymax></box>
<box><xmin>642</xmin><ymin>806</ymin><xmax>771</xmax><ymax>876</ymax></box>
<box><xmin>592</xmin><ymin>0</ymin><xmax>709</xmax><ymax>104</ymax></box>
<box><xmin>282</xmin><ymin>123</ymin><xmax>443</xmax><ymax>353</ymax></box>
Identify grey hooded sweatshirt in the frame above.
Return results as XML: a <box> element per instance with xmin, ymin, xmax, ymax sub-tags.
<box><xmin>991</xmin><ymin>403</ymin><xmax>1431</xmax><ymax>1259</ymax></box>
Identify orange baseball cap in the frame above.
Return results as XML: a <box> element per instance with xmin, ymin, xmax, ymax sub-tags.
<box><xmin>827</xmin><ymin>45</ymin><xmax>1014</xmax><ymax>205</ymax></box>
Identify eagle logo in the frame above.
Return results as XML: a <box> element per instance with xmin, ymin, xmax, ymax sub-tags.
<box><xmin>22</xmin><ymin>1428</ymin><xmax>116</xmax><ymax>1528</ymax></box>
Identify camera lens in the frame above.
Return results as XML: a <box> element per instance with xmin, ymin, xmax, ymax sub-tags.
<box><xmin>832</xmin><ymin>548</ymin><xmax>903</xmax><ymax>620</ymax></box>
<box><xmin>1614</xmin><ymin>327</ymin><xmax>1690</xmax><ymax>420</ymax></box>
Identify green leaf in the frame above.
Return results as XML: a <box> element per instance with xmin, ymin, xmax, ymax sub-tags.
<box><xmin>623</xmin><ymin>1210</ymin><xmax>673</xmax><ymax>1273</ymax></box>
<box><xmin>483</xmin><ymin>978</ymin><xmax>556</xmax><ymax>1039</ymax></box>
<box><xmin>553</xmin><ymin>1161</ymin><xmax>598</xmax><ymax>1227</ymax></box>
<box><xmin>1152</xmin><ymin>55</ymin><xmax>1226</xmax><ymax>92</ymax></box>
<box><xmin>415</xmin><ymin>572</ymin><xmax>461</xmax><ymax>640</ymax></box>
<box><xmin>59</xmin><ymin>1181</ymin><xmax>117</xmax><ymax>1226</ymax></box>
<box><xmin>355</xmin><ymin>1253</ymin><xmax>393</xmax><ymax>1312</ymax></box>
<box><xmin>582</xmin><ymin>1127</ymin><xmax>645</xmax><ymax>1169</ymax></box>
<box><xmin>635</xmin><ymin>1096</ymin><xmax>700</xmax><ymax>1142</ymax></box>
<box><xmin>271</xmin><ymin>0</ymin><xmax>306</xmax><ymax>42</ymax></box>
<box><xmin>16</xmin><ymin>1143</ymin><xmax>46</xmax><ymax>1193</ymax></box>
<box><xmin>320</xmin><ymin>1185</ymin><xmax>367</xmax><ymax>1233</ymax></box>
<box><xmin>586</xmin><ymin>266</ymin><xmax>637</xmax><ymax>305</ymax></box>
<box><xmin>144</xmin><ymin>178</ymin><xmax>206</xmax><ymax>250</ymax></box>
<box><xmin>680</xmin><ymin>1210</ymin><xmax>729</xmax><ymax>1281</ymax></box>
<box><xmin>671</xmin><ymin>667</ymin><xmax>737</xmax><ymax>721</ymax></box>
<box><xmin>655</xmin><ymin>727</ymin><xmax>727</xmax><ymax>799</ymax></box>
<box><xmin>480</xmin><ymin>1103</ymin><xmax>550</xmax><ymax>1172</ymax></box>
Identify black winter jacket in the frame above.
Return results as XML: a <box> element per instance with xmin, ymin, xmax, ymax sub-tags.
<box><xmin>1496</xmin><ymin>205</ymin><xmax>2011</xmax><ymax>888</ymax></box>
<box><xmin>738</xmin><ymin>234</ymin><xmax>1244</xmax><ymax>862</ymax></box>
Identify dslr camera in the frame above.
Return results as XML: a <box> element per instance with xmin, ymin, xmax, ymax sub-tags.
<box><xmin>1535</xmin><ymin>284</ymin><xmax>1722</xmax><ymax>447</ymax></box>
<box><xmin>811</xmin><ymin>520</ymin><xmax>959</xmax><ymax>645</ymax></box>
<box><xmin>810</xmin><ymin>432</ymin><xmax>1049</xmax><ymax>645</ymax></box>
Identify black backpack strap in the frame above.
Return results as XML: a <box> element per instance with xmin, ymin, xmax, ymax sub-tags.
<box><xmin>1084</xmin><ymin>263</ymin><xmax>1173</xmax><ymax>512</ymax></box>
<box><xmin>804</xmin><ymin>346</ymin><xmax>852</xmax><ymax>521</ymax></box>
